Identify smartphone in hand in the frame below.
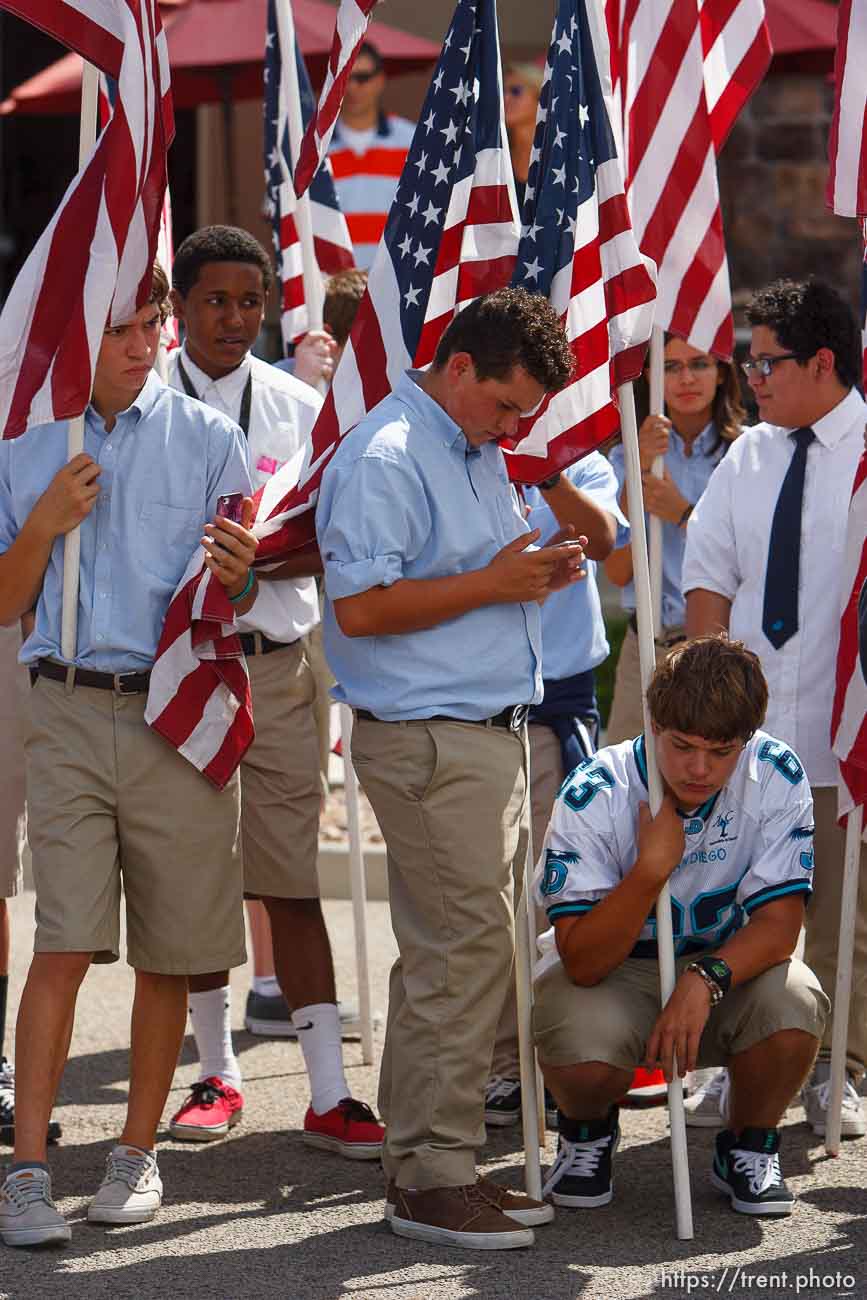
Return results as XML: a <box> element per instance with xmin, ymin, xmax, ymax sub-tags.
<box><xmin>215</xmin><ymin>492</ymin><xmax>244</xmax><ymax>524</ymax></box>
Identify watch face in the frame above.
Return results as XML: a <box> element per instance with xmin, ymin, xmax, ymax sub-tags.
<box><xmin>708</xmin><ymin>961</ymin><xmax>727</xmax><ymax>979</ymax></box>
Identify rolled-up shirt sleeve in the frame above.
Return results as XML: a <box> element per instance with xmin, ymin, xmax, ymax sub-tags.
<box><xmin>0</xmin><ymin>448</ymin><xmax>17</xmax><ymax>552</ymax></box>
<box><xmin>681</xmin><ymin>452</ymin><xmax>740</xmax><ymax>600</ymax></box>
<box><xmin>319</xmin><ymin>453</ymin><xmax>432</xmax><ymax>601</ymax></box>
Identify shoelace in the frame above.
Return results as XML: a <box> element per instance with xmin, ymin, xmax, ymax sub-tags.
<box><xmin>542</xmin><ymin>1133</ymin><xmax>613</xmax><ymax>1197</ymax></box>
<box><xmin>185</xmin><ymin>1079</ymin><xmax>229</xmax><ymax>1109</ymax></box>
<box><xmin>103</xmin><ymin>1148</ymin><xmax>156</xmax><ymax>1191</ymax></box>
<box><xmin>338</xmin><ymin>1098</ymin><xmax>379</xmax><ymax>1125</ymax></box>
<box><xmin>486</xmin><ymin>1076</ymin><xmax>521</xmax><ymax>1103</ymax></box>
<box><xmin>730</xmin><ymin>1148</ymin><xmax>782</xmax><ymax>1195</ymax></box>
<box><xmin>3</xmin><ymin>1172</ymin><xmax>54</xmax><ymax>1209</ymax></box>
<box><xmin>812</xmin><ymin>1076</ymin><xmax>862</xmax><ymax>1113</ymax></box>
<box><xmin>693</xmin><ymin>1069</ymin><xmax>730</xmax><ymax>1120</ymax></box>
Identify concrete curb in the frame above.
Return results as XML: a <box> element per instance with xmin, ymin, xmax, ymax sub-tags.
<box><xmin>316</xmin><ymin>842</ymin><xmax>388</xmax><ymax>901</ymax></box>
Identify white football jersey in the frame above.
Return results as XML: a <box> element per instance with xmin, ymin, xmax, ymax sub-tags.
<box><xmin>533</xmin><ymin>730</ymin><xmax>815</xmax><ymax>980</ymax></box>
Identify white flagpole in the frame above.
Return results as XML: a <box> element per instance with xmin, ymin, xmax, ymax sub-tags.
<box><xmin>516</xmin><ymin>762</ymin><xmax>543</xmax><ymax>1200</ymax></box>
<box><xmin>825</xmin><ymin>803</ymin><xmax>863</xmax><ymax>1156</ymax></box>
<box><xmin>61</xmin><ymin>60</ymin><xmax>100</xmax><ymax>661</ymax></box>
<box><xmin>647</xmin><ymin>325</ymin><xmax>665</xmax><ymax>639</ymax></box>
<box><xmin>619</xmin><ymin>379</ymin><xmax>694</xmax><ymax>1240</ymax></box>
<box><xmin>276</xmin><ymin>0</ymin><xmax>373</xmax><ymax>1059</ymax></box>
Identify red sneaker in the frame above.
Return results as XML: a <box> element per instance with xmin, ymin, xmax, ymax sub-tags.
<box><xmin>620</xmin><ymin>1067</ymin><xmax>668</xmax><ymax>1106</ymax></box>
<box><xmin>302</xmin><ymin>1098</ymin><xmax>384</xmax><ymax>1160</ymax></box>
<box><xmin>169</xmin><ymin>1077</ymin><xmax>244</xmax><ymax>1141</ymax></box>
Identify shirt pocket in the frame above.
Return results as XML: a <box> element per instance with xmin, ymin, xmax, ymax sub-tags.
<box><xmin>138</xmin><ymin>501</ymin><xmax>201</xmax><ymax>584</ymax></box>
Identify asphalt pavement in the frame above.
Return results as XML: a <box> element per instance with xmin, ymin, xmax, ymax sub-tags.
<box><xmin>1</xmin><ymin>892</ymin><xmax>865</xmax><ymax>1300</ymax></box>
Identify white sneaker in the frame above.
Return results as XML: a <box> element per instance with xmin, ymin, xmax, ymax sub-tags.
<box><xmin>0</xmin><ymin>1167</ymin><xmax>71</xmax><ymax>1247</ymax></box>
<box><xmin>802</xmin><ymin>1072</ymin><xmax>866</xmax><ymax>1138</ymax></box>
<box><xmin>87</xmin><ymin>1145</ymin><xmax>163</xmax><ymax>1224</ymax></box>
<box><xmin>684</xmin><ymin>1068</ymin><xmax>731</xmax><ymax>1128</ymax></box>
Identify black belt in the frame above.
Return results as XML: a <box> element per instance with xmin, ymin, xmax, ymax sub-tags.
<box><xmin>30</xmin><ymin>658</ymin><xmax>151</xmax><ymax>695</ymax></box>
<box><xmin>355</xmin><ymin>705</ymin><xmax>529</xmax><ymax>733</ymax></box>
<box><xmin>238</xmin><ymin>632</ymin><xmax>297</xmax><ymax>656</ymax></box>
<box><xmin>627</xmin><ymin>612</ymin><xmax>686</xmax><ymax>650</ymax></box>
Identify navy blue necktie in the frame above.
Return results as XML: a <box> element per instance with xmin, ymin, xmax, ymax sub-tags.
<box><xmin>762</xmin><ymin>426</ymin><xmax>815</xmax><ymax>649</ymax></box>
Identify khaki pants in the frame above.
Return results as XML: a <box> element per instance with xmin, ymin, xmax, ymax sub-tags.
<box><xmin>534</xmin><ymin>954</ymin><xmax>828</xmax><ymax>1070</ymax></box>
<box><xmin>350</xmin><ymin>716</ymin><xmax>528</xmax><ymax>1189</ymax></box>
<box><xmin>490</xmin><ymin>723</ymin><xmax>564</xmax><ymax>1078</ymax></box>
<box><xmin>605</xmin><ymin>622</ymin><xmax>685</xmax><ymax>745</ymax></box>
<box><xmin>0</xmin><ymin>625</ymin><xmax>27</xmax><ymax>897</ymax></box>
<box><xmin>805</xmin><ymin>786</ymin><xmax>867</xmax><ymax>1076</ymax></box>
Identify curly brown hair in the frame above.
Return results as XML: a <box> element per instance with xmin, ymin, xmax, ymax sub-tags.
<box><xmin>148</xmin><ymin>260</ymin><xmax>172</xmax><ymax>324</ymax></box>
<box><xmin>432</xmin><ymin>288</ymin><xmax>574</xmax><ymax>393</ymax></box>
<box><xmin>647</xmin><ymin>636</ymin><xmax>768</xmax><ymax>743</ymax></box>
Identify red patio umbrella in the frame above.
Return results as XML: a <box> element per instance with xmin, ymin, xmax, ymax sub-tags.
<box><xmin>765</xmin><ymin>0</ymin><xmax>838</xmax><ymax>75</ymax></box>
<box><xmin>0</xmin><ymin>0</ymin><xmax>440</xmax><ymax>115</ymax></box>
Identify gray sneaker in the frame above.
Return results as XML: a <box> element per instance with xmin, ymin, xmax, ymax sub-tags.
<box><xmin>87</xmin><ymin>1145</ymin><xmax>163</xmax><ymax>1224</ymax></box>
<box><xmin>0</xmin><ymin>1167</ymin><xmax>71</xmax><ymax>1247</ymax></box>
<box><xmin>244</xmin><ymin>993</ymin><xmax>381</xmax><ymax>1040</ymax></box>
<box><xmin>802</xmin><ymin>1071</ymin><xmax>866</xmax><ymax>1138</ymax></box>
<box><xmin>684</xmin><ymin>1068</ymin><xmax>731</xmax><ymax>1128</ymax></box>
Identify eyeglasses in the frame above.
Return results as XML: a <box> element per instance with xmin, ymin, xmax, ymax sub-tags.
<box><xmin>740</xmin><ymin>353</ymin><xmax>801</xmax><ymax>378</ymax></box>
<box><xmin>663</xmin><ymin>358</ymin><xmax>717</xmax><ymax>376</ymax></box>
<box><xmin>349</xmin><ymin>69</ymin><xmax>379</xmax><ymax>85</ymax></box>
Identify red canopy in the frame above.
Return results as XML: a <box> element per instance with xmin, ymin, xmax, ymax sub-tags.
<box><xmin>1</xmin><ymin>0</ymin><xmax>440</xmax><ymax>115</ymax></box>
<box><xmin>765</xmin><ymin>0</ymin><xmax>838</xmax><ymax>74</ymax></box>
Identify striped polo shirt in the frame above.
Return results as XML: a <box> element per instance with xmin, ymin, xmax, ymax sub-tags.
<box><xmin>328</xmin><ymin>112</ymin><xmax>416</xmax><ymax>269</ymax></box>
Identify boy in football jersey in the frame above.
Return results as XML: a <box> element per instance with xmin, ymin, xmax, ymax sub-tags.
<box><xmin>533</xmin><ymin>636</ymin><xmax>828</xmax><ymax>1217</ymax></box>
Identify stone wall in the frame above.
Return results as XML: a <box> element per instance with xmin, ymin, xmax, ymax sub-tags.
<box><xmin>718</xmin><ymin>74</ymin><xmax>863</xmax><ymax>327</ymax></box>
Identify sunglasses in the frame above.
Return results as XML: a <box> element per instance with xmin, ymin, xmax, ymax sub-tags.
<box><xmin>349</xmin><ymin>69</ymin><xmax>380</xmax><ymax>85</ymax></box>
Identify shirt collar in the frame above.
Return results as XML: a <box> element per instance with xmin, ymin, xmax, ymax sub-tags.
<box><xmin>399</xmin><ymin>369</ymin><xmax>469</xmax><ymax>450</ymax></box>
<box><xmin>86</xmin><ymin>368</ymin><xmax>163</xmax><ymax>432</ymax></box>
<box><xmin>180</xmin><ymin>344</ymin><xmax>251</xmax><ymax>412</ymax></box>
<box><xmin>802</xmin><ymin>387</ymin><xmax>866</xmax><ymax>450</ymax></box>
<box><xmin>669</xmin><ymin>420</ymin><xmax>716</xmax><ymax>456</ymax></box>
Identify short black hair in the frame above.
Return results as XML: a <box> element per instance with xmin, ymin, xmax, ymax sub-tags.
<box><xmin>356</xmin><ymin>40</ymin><xmax>383</xmax><ymax>73</ymax></box>
<box><xmin>172</xmin><ymin>225</ymin><xmax>273</xmax><ymax>298</ymax></box>
<box><xmin>746</xmin><ymin>278</ymin><xmax>860</xmax><ymax>390</ymax></box>
<box><xmin>432</xmin><ymin>288</ymin><xmax>574</xmax><ymax>393</ymax></box>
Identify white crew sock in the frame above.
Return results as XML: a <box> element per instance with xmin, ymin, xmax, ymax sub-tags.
<box><xmin>188</xmin><ymin>986</ymin><xmax>242</xmax><ymax>1090</ymax></box>
<box><xmin>291</xmin><ymin>1002</ymin><xmax>349</xmax><ymax>1115</ymax></box>
<box><xmin>251</xmin><ymin>975</ymin><xmax>282</xmax><ymax>998</ymax></box>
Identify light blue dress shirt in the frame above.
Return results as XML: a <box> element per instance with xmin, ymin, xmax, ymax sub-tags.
<box><xmin>316</xmin><ymin>370</ymin><xmax>542</xmax><ymax>719</ymax></box>
<box><xmin>608</xmin><ymin>422</ymin><xmax>727</xmax><ymax>628</ymax></box>
<box><xmin>524</xmin><ymin>452</ymin><xmax>629</xmax><ymax>681</ymax></box>
<box><xmin>0</xmin><ymin>371</ymin><xmax>251</xmax><ymax>671</ymax></box>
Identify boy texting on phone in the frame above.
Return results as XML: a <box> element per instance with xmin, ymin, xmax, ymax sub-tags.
<box><xmin>0</xmin><ymin>263</ymin><xmax>256</xmax><ymax>1247</ymax></box>
<box><xmin>166</xmin><ymin>225</ymin><xmax>383</xmax><ymax>1158</ymax></box>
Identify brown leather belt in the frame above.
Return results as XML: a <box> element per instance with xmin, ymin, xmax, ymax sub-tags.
<box><xmin>30</xmin><ymin>658</ymin><xmax>151</xmax><ymax>695</ymax></box>
<box><xmin>627</xmin><ymin>613</ymin><xmax>686</xmax><ymax>650</ymax></box>
<box><xmin>355</xmin><ymin>705</ymin><xmax>529</xmax><ymax>733</ymax></box>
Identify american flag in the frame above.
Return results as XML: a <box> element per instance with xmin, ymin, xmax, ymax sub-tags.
<box><xmin>0</xmin><ymin>0</ymin><xmax>174</xmax><ymax>438</ymax></box>
<box><xmin>862</xmin><ymin>224</ymin><xmax>867</xmax><ymax>391</ymax></box>
<box><xmin>100</xmin><ymin>72</ymin><xmax>178</xmax><ymax>355</ymax></box>
<box><xmin>293</xmin><ymin>0</ymin><xmax>378</xmax><ymax>199</ymax></box>
<box><xmin>500</xmin><ymin>0</ymin><xmax>656</xmax><ymax>485</ymax></box>
<box><xmin>831</xmin><ymin>450</ymin><xmax>867</xmax><ymax>821</ymax></box>
<box><xmin>826</xmin><ymin>0</ymin><xmax>867</xmax><ymax>220</ymax></box>
<box><xmin>608</xmin><ymin>0</ymin><xmax>769</xmax><ymax>358</ymax></box>
<box><xmin>146</xmin><ymin>0</ymin><xmax>520</xmax><ymax>781</ymax></box>
<box><xmin>265</xmin><ymin>0</ymin><xmax>355</xmax><ymax>350</ymax></box>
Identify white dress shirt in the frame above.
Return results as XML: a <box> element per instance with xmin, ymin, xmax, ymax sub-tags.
<box><xmin>167</xmin><ymin>347</ymin><xmax>323</xmax><ymax>643</ymax></box>
<box><xmin>682</xmin><ymin>385</ymin><xmax>867</xmax><ymax>787</ymax></box>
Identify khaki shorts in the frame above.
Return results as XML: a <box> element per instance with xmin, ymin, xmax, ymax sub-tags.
<box><xmin>26</xmin><ymin>674</ymin><xmax>245</xmax><ymax>974</ymax></box>
<box><xmin>533</xmin><ymin>953</ymin><xmax>829</xmax><ymax>1070</ymax></box>
<box><xmin>0</xmin><ymin>625</ymin><xmax>27</xmax><ymax>898</ymax></box>
<box><xmin>605</xmin><ymin>623</ymin><xmax>685</xmax><ymax>745</ymax></box>
<box><xmin>241</xmin><ymin>642</ymin><xmax>321</xmax><ymax>899</ymax></box>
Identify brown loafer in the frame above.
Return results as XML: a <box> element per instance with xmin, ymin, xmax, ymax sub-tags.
<box><xmin>389</xmin><ymin>1183</ymin><xmax>535</xmax><ymax>1250</ymax></box>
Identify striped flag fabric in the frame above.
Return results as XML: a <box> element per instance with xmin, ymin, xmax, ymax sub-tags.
<box><xmin>826</xmin><ymin>0</ymin><xmax>867</xmax><ymax>219</ymax></box>
<box><xmin>293</xmin><ymin>0</ymin><xmax>378</xmax><ymax>199</ymax></box>
<box><xmin>862</xmin><ymin>223</ymin><xmax>867</xmax><ymax>391</ymax></box>
<box><xmin>608</xmin><ymin>0</ymin><xmax>770</xmax><ymax>358</ymax></box>
<box><xmin>500</xmin><ymin>0</ymin><xmax>657</xmax><ymax>485</ymax></box>
<box><xmin>831</xmin><ymin>450</ymin><xmax>867</xmax><ymax>822</ymax></box>
<box><xmin>265</xmin><ymin>0</ymin><xmax>355</xmax><ymax>350</ymax></box>
<box><xmin>0</xmin><ymin>0</ymin><xmax>174</xmax><ymax>438</ymax></box>
<box><xmin>255</xmin><ymin>0</ymin><xmax>520</xmax><ymax>553</ymax></box>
